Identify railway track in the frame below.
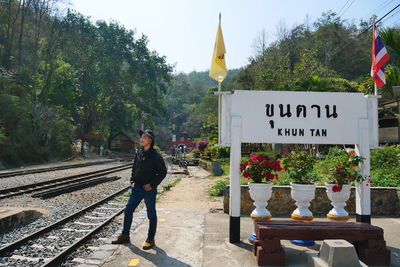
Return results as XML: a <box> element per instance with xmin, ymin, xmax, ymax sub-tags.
<box><xmin>0</xmin><ymin>160</ymin><xmax>121</xmax><ymax>179</ymax></box>
<box><xmin>0</xmin><ymin>186</ymin><xmax>130</xmax><ymax>267</ymax></box>
<box><xmin>0</xmin><ymin>164</ymin><xmax>132</xmax><ymax>200</ymax></box>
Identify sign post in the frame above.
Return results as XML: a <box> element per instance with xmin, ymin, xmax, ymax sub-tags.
<box><xmin>220</xmin><ymin>90</ymin><xmax>377</xmax><ymax>242</ymax></box>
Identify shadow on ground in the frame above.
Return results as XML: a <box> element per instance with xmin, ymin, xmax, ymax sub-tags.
<box><xmin>126</xmin><ymin>243</ymin><xmax>192</xmax><ymax>267</ymax></box>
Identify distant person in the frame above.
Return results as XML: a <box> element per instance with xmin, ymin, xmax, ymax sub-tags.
<box><xmin>100</xmin><ymin>145</ymin><xmax>104</xmax><ymax>156</ymax></box>
<box><xmin>112</xmin><ymin>129</ymin><xmax>167</xmax><ymax>250</ymax></box>
<box><xmin>83</xmin><ymin>142</ymin><xmax>89</xmax><ymax>156</ymax></box>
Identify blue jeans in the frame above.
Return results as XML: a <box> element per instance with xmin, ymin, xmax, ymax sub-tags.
<box><xmin>122</xmin><ymin>187</ymin><xmax>157</xmax><ymax>239</ymax></box>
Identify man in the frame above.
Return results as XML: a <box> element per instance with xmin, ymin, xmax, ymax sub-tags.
<box><xmin>112</xmin><ymin>129</ymin><xmax>167</xmax><ymax>250</ymax></box>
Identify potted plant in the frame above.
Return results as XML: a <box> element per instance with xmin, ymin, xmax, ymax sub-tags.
<box><xmin>325</xmin><ymin>150</ymin><xmax>366</xmax><ymax>220</ymax></box>
<box><xmin>240</xmin><ymin>153</ymin><xmax>282</xmax><ymax>242</ymax></box>
<box><xmin>281</xmin><ymin>151</ymin><xmax>317</xmax><ymax>221</ymax></box>
<box><xmin>196</xmin><ymin>140</ymin><xmax>208</xmax><ymax>153</ymax></box>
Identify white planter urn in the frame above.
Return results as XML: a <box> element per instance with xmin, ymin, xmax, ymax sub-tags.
<box><xmin>248</xmin><ymin>182</ymin><xmax>272</xmax><ymax>243</ymax></box>
<box><xmin>326</xmin><ymin>183</ymin><xmax>351</xmax><ymax>221</ymax></box>
<box><xmin>248</xmin><ymin>182</ymin><xmax>272</xmax><ymax>220</ymax></box>
<box><xmin>290</xmin><ymin>182</ymin><xmax>315</xmax><ymax>221</ymax></box>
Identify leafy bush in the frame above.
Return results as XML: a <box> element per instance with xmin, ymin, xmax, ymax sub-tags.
<box><xmin>207</xmin><ymin>146</ymin><xmax>230</xmax><ymax>159</ymax></box>
<box><xmin>210</xmin><ymin>180</ymin><xmax>229</xmax><ymax>196</ymax></box>
<box><xmin>0</xmin><ymin>94</ymin><xmax>73</xmax><ymax>166</ymax></box>
<box><xmin>196</xmin><ymin>140</ymin><xmax>208</xmax><ymax>152</ymax></box>
<box><xmin>313</xmin><ymin>148</ymin><xmax>349</xmax><ymax>183</ymax></box>
<box><xmin>325</xmin><ymin>151</ymin><xmax>365</xmax><ymax>191</ymax></box>
<box><xmin>281</xmin><ymin>151</ymin><xmax>318</xmax><ymax>184</ymax></box>
<box><xmin>370</xmin><ymin>145</ymin><xmax>400</xmax><ymax>187</ymax></box>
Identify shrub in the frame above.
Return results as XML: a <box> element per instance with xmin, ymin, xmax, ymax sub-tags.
<box><xmin>281</xmin><ymin>151</ymin><xmax>318</xmax><ymax>184</ymax></box>
<box><xmin>207</xmin><ymin>146</ymin><xmax>230</xmax><ymax>159</ymax></box>
<box><xmin>240</xmin><ymin>153</ymin><xmax>282</xmax><ymax>183</ymax></box>
<box><xmin>196</xmin><ymin>140</ymin><xmax>208</xmax><ymax>152</ymax></box>
<box><xmin>370</xmin><ymin>145</ymin><xmax>400</xmax><ymax>187</ymax></box>
<box><xmin>210</xmin><ymin>180</ymin><xmax>229</xmax><ymax>196</ymax></box>
<box><xmin>325</xmin><ymin>151</ymin><xmax>365</xmax><ymax>192</ymax></box>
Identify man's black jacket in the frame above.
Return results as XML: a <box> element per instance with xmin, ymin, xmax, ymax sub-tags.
<box><xmin>130</xmin><ymin>147</ymin><xmax>167</xmax><ymax>188</ymax></box>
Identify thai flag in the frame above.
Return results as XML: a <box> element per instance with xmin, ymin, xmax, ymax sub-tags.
<box><xmin>371</xmin><ymin>24</ymin><xmax>390</xmax><ymax>88</ymax></box>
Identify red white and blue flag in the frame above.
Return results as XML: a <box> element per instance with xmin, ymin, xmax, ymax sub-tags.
<box><xmin>371</xmin><ymin>24</ymin><xmax>390</xmax><ymax>88</ymax></box>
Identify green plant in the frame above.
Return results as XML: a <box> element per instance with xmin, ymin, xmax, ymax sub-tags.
<box><xmin>210</xmin><ymin>180</ymin><xmax>229</xmax><ymax>196</ymax></box>
<box><xmin>370</xmin><ymin>145</ymin><xmax>400</xmax><ymax>187</ymax></box>
<box><xmin>281</xmin><ymin>151</ymin><xmax>317</xmax><ymax>184</ymax></box>
<box><xmin>240</xmin><ymin>153</ymin><xmax>282</xmax><ymax>183</ymax></box>
<box><xmin>207</xmin><ymin>145</ymin><xmax>230</xmax><ymax>159</ymax></box>
<box><xmin>325</xmin><ymin>150</ymin><xmax>366</xmax><ymax>192</ymax></box>
<box><xmin>196</xmin><ymin>140</ymin><xmax>208</xmax><ymax>152</ymax></box>
<box><xmin>162</xmin><ymin>178</ymin><xmax>182</xmax><ymax>191</ymax></box>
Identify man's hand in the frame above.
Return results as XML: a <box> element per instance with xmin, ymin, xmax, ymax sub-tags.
<box><xmin>143</xmin><ymin>184</ymin><xmax>152</xmax><ymax>191</ymax></box>
<box><xmin>130</xmin><ymin>183</ymin><xmax>135</xmax><ymax>188</ymax></box>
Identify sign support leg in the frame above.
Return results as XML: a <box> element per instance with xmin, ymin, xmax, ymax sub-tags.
<box><xmin>229</xmin><ymin>116</ymin><xmax>242</xmax><ymax>243</ymax></box>
<box><xmin>355</xmin><ymin>119</ymin><xmax>371</xmax><ymax>224</ymax></box>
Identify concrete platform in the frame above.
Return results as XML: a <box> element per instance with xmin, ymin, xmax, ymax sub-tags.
<box><xmin>0</xmin><ymin>207</ymin><xmax>46</xmax><ymax>232</ymax></box>
<box><xmin>77</xmin><ymin>211</ymin><xmax>400</xmax><ymax>267</ymax></box>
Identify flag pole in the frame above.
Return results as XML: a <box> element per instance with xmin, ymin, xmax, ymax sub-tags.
<box><xmin>218</xmin><ymin>13</ymin><xmax>222</xmax><ymax>144</ymax></box>
<box><xmin>218</xmin><ymin>81</ymin><xmax>222</xmax><ymax>144</ymax></box>
<box><xmin>373</xmin><ymin>18</ymin><xmax>378</xmax><ymax>96</ymax></box>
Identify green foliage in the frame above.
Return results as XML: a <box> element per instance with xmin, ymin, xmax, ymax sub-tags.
<box><xmin>229</xmin><ymin>12</ymin><xmax>379</xmax><ymax>92</ymax></box>
<box><xmin>380</xmin><ymin>28</ymin><xmax>400</xmax><ymax>67</ymax></box>
<box><xmin>209</xmin><ymin>179</ymin><xmax>229</xmax><ymax>196</ymax></box>
<box><xmin>162</xmin><ymin>178</ymin><xmax>182</xmax><ymax>191</ymax></box>
<box><xmin>207</xmin><ymin>146</ymin><xmax>230</xmax><ymax>159</ymax></box>
<box><xmin>370</xmin><ymin>145</ymin><xmax>400</xmax><ymax>187</ymax></box>
<box><xmin>325</xmin><ymin>152</ymin><xmax>365</xmax><ymax>190</ymax></box>
<box><xmin>0</xmin><ymin>94</ymin><xmax>74</xmax><ymax>166</ymax></box>
<box><xmin>281</xmin><ymin>151</ymin><xmax>317</xmax><ymax>183</ymax></box>
<box><xmin>164</xmin><ymin>69</ymin><xmax>240</xmax><ymax>140</ymax></box>
<box><xmin>0</xmin><ymin>3</ymin><xmax>172</xmax><ymax>166</ymax></box>
<box><xmin>359</xmin><ymin>65</ymin><xmax>400</xmax><ymax>99</ymax></box>
<box><xmin>313</xmin><ymin>148</ymin><xmax>349</xmax><ymax>183</ymax></box>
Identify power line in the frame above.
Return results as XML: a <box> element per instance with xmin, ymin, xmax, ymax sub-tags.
<box><xmin>374</xmin><ymin>3</ymin><xmax>400</xmax><ymax>26</ymax></box>
<box><xmin>380</xmin><ymin>8</ymin><xmax>400</xmax><ymax>27</ymax></box>
<box><xmin>337</xmin><ymin>0</ymin><xmax>352</xmax><ymax>17</ymax></box>
<box><xmin>362</xmin><ymin>0</ymin><xmax>394</xmax><ymax>21</ymax></box>
<box><xmin>328</xmin><ymin>3</ymin><xmax>400</xmax><ymax>59</ymax></box>
<box><xmin>338</xmin><ymin>0</ymin><xmax>356</xmax><ymax>18</ymax></box>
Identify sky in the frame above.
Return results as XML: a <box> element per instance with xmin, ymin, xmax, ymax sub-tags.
<box><xmin>68</xmin><ymin>0</ymin><xmax>400</xmax><ymax>74</ymax></box>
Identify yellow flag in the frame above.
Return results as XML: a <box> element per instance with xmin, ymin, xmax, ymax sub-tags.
<box><xmin>209</xmin><ymin>17</ymin><xmax>227</xmax><ymax>83</ymax></box>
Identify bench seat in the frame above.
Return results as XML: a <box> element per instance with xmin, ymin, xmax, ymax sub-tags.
<box><xmin>253</xmin><ymin>220</ymin><xmax>391</xmax><ymax>266</ymax></box>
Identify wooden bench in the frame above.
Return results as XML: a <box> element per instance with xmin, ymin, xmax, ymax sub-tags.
<box><xmin>253</xmin><ymin>220</ymin><xmax>391</xmax><ymax>266</ymax></box>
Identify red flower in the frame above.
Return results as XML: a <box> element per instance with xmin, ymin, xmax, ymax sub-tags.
<box><xmin>264</xmin><ymin>173</ymin><xmax>275</xmax><ymax>180</ymax></box>
<box><xmin>243</xmin><ymin>171</ymin><xmax>251</xmax><ymax>178</ymax></box>
<box><xmin>332</xmin><ymin>184</ymin><xmax>341</xmax><ymax>192</ymax></box>
<box><xmin>257</xmin><ymin>154</ymin><xmax>267</xmax><ymax>161</ymax></box>
<box><xmin>337</xmin><ymin>162</ymin><xmax>342</xmax><ymax>167</ymax></box>
<box><xmin>240</xmin><ymin>153</ymin><xmax>281</xmax><ymax>182</ymax></box>
<box><xmin>240</xmin><ymin>163</ymin><xmax>247</xmax><ymax>171</ymax></box>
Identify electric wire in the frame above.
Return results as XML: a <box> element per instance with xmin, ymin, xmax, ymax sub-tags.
<box><xmin>328</xmin><ymin>3</ymin><xmax>400</xmax><ymax>59</ymax></box>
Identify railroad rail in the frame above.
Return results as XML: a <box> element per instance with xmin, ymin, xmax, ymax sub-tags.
<box><xmin>0</xmin><ymin>164</ymin><xmax>131</xmax><ymax>200</ymax></box>
<box><xmin>31</xmin><ymin>176</ymin><xmax>121</xmax><ymax>199</ymax></box>
<box><xmin>0</xmin><ymin>186</ymin><xmax>130</xmax><ymax>266</ymax></box>
<box><xmin>0</xmin><ymin>160</ymin><xmax>120</xmax><ymax>179</ymax></box>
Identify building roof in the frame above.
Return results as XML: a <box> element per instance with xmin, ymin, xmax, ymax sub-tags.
<box><xmin>110</xmin><ymin>131</ymin><xmax>136</xmax><ymax>143</ymax></box>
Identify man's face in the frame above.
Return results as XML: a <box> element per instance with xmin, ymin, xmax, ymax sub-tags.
<box><xmin>140</xmin><ymin>134</ymin><xmax>152</xmax><ymax>147</ymax></box>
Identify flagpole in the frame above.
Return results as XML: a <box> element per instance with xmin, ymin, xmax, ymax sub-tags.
<box><xmin>218</xmin><ymin>12</ymin><xmax>222</xmax><ymax>145</ymax></box>
<box><xmin>218</xmin><ymin>82</ymin><xmax>222</xmax><ymax>144</ymax></box>
<box><xmin>372</xmin><ymin>17</ymin><xmax>378</xmax><ymax>96</ymax></box>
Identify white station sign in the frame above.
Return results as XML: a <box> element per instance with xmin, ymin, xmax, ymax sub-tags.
<box><xmin>221</xmin><ymin>90</ymin><xmax>370</xmax><ymax>145</ymax></box>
